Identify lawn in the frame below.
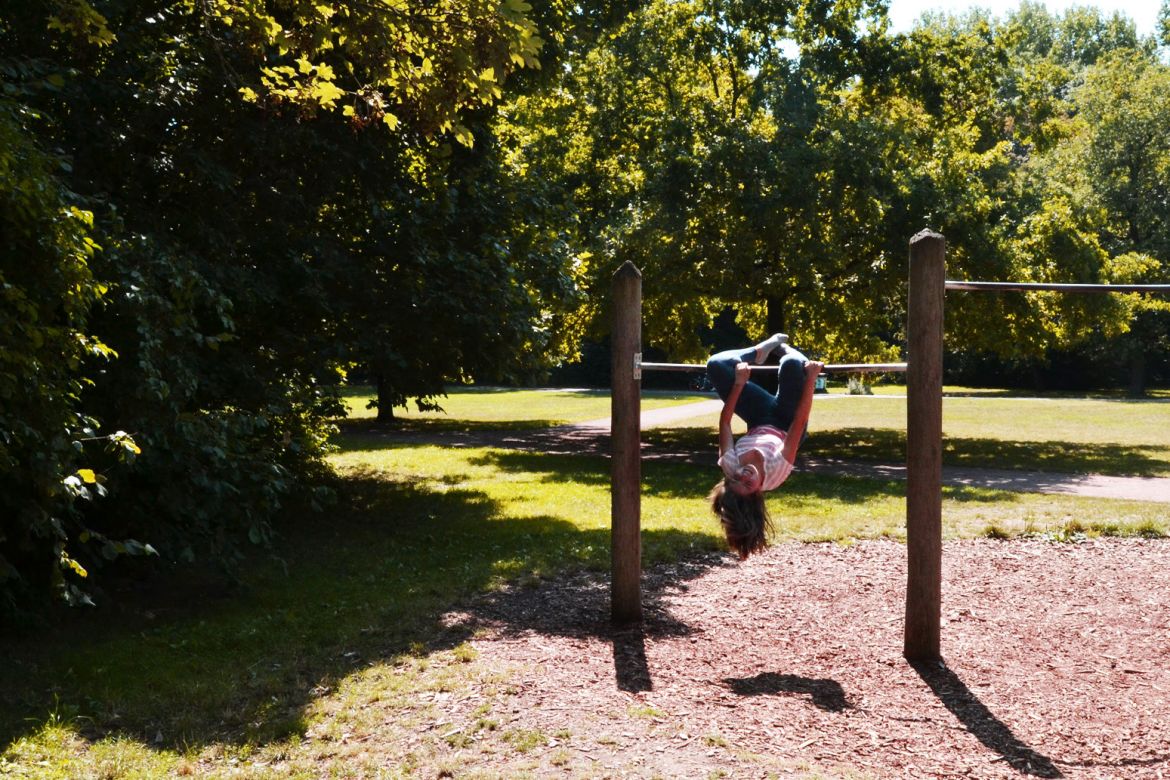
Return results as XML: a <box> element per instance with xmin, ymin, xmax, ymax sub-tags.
<box><xmin>338</xmin><ymin>385</ymin><xmax>700</xmax><ymax>428</ymax></box>
<box><xmin>1</xmin><ymin>386</ymin><xmax>1167</xmax><ymax>778</ymax></box>
<box><xmin>652</xmin><ymin>389</ymin><xmax>1170</xmax><ymax>477</ymax></box>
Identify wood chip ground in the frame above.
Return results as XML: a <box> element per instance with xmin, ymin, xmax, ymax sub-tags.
<box><xmin>427</xmin><ymin>538</ymin><xmax>1170</xmax><ymax>779</ymax></box>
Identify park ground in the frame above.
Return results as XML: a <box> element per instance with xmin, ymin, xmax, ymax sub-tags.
<box><xmin>422</xmin><ymin>537</ymin><xmax>1169</xmax><ymax>779</ymax></box>
<box><xmin>1</xmin><ymin>386</ymin><xmax>1169</xmax><ymax>779</ymax></box>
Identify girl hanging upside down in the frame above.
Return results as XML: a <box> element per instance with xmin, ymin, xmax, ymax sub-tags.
<box><xmin>706</xmin><ymin>334</ymin><xmax>824</xmax><ymax>560</ymax></box>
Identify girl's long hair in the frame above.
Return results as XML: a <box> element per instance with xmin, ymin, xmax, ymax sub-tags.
<box><xmin>708</xmin><ymin>480</ymin><xmax>773</xmax><ymax>559</ymax></box>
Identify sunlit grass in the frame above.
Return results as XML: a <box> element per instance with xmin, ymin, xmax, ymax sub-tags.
<box><xmin>338</xmin><ymin>384</ymin><xmax>700</xmax><ymax>425</ymax></box>
<box><xmin>644</xmin><ymin>391</ymin><xmax>1170</xmax><ymax>476</ymax></box>
<box><xmin>331</xmin><ymin>444</ymin><xmax>1167</xmax><ymax>545</ymax></box>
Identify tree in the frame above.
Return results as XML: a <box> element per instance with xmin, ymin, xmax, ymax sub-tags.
<box><xmin>317</xmin><ymin>124</ymin><xmax>583</xmax><ymax>422</ymax></box>
<box><xmin>1043</xmin><ymin>51</ymin><xmax>1170</xmax><ymax>393</ymax></box>
<box><xmin>512</xmin><ymin>0</ymin><xmax>1164</xmax><ymax>387</ymax></box>
<box><xmin>0</xmin><ymin>92</ymin><xmax>149</xmax><ymax>614</ymax></box>
<box><xmin>887</xmin><ymin>6</ymin><xmax>1155</xmax><ymax>372</ymax></box>
<box><xmin>0</xmin><ymin>0</ymin><xmax>566</xmax><ymax>612</ymax></box>
<box><xmin>507</xmin><ymin>0</ymin><xmax>916</xmax><ymax>366</ymax></box>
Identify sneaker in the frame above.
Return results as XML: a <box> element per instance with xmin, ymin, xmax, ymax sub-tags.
<box><xmin>754</xmin><ymin>333</ymin><xmax>789</xmax><ymax>363</ymax></box>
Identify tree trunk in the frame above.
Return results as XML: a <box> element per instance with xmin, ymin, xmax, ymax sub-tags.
<box><xmin>375</xmin><ymin>373</ymin><xmax>396</xmax><ymax>423</ymax></box>
<box><xmin>761</xmin><ymin>296</ymin><xmax>787</xmax><ymax>394</ymax></box>
<box><xmin>1128</xmin><ymin>350</ymin><xmax>1147</xmax><ymax>397</ymax></box>
<box><xmin>1030</xmin><ymin>364</ymin><xmax>1046</xmax><ymax>394</ymax></box>
<box><xmin>766</xmin><ymin>296</ymin><xmax>786</xmax><ymax>340</ymax></box>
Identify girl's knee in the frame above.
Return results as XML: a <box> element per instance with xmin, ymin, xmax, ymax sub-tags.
<box><xmin>706</xmin><ymin>354</ymin><xmax>736</xmax><ymax>377</ymax></box>
<box><xmin>778</xmin><ymin>354</ymin><xmax>805</xmax><ymax>381</ymax></box>
<box><xmin>706</xmin><ymin>359</ymin><xmax>729</xmax><ymax>382</ymax></box>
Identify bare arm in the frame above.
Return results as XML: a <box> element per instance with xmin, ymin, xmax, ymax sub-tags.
<box><xmin>781</xmin><ymin>361</ymin><xmax>824</xmax><ymax>464</ymax></box>
<box><xmin>718</xmin><ymin>362</ymin><xmax>751</xmax><ymax>457</ymax></box>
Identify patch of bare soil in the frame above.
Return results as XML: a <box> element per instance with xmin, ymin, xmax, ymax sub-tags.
<box><xmin>438</xmin><ymin>538</ymin><xmax>1170</xmax><ymax>778</ymax></box>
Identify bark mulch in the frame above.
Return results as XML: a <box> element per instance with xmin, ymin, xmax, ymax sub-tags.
<box><xmin>433</xmin><ymin>538</ymin><xmax>1170</xmax><ymax>779</ymax></box>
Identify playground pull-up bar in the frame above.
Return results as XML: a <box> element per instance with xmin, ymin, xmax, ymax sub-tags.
<box><xmin>946</xmin><ymin>280</ymin><xmax>1170</xmax><ymax>294</ymax></box>
<box><xmin>610</xmin><ymin>232</ymin><xmax>1166</xmax><ymax>664</ymax></box>
<box><xmin>610</xmin><ymin>234</ymin><xmax>946</xmax><ymax>657</ymax></box>
<box><xmin>638</xmin><ymin>361</ymin><xmax>908</xmax><ymax>374</ymax></box>
<box><xmin>608</xmin><ymin>255</ymin><xmax>934</xmax><ymax>637</ymax></box>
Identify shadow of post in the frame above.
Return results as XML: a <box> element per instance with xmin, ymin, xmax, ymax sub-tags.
<box><xmin>911</xmin><ymin>660</ymin><xmax>1062</xmax><ymax>778</ymax></box>
<box><xmin>613</xmin><ymin>625</ymin><xmax>652</xmax><ymax>692</ymax></box>
<box><xmin>723</xmin><ymin>672</ymin><xmax>850</xmax><ymax>711</ymax></box>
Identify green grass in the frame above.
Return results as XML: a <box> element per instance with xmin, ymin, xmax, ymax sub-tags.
<box><xmin>822</xmin><ymin>382</ymin><xmax>1170</xmax><ymax>400</ymax></box>
<box><xmin>1</xmin><ymin>386</ymin><xmax>1167</xmax><ymax>778</ymax></box>
<box><xmin>647</xmin><ymin>392</ymin><xmax>1170</xmax><ymax>477</ymax></box>
<box><xmin>338</xmin><ymin>384</ymin><xmax>701</xmax><ymax>429</ymax></box>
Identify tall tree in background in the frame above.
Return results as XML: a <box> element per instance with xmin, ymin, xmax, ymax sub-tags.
<box><xmin>508</xmin><ymin>0</ymin><xmax>913</xmax><ymax>364</ymax></box>
<box><xmin>507</xmin><ymin>0</ymin><xmax>1061</xmax><ymax>365</ymax></box>
<box><xmin>506</xmin><ymin>0</ymin><xmax>1164</xmax><ymax>380</ymax></box>
<box><xmin>993</xmin><ymin>6</ymin><xmax>1165</xmax><ymax>391</ymax></box>
<box><xmin>1041</xmin><ymin>51</ymin><xmax>1170</xmax><ymax>393</ymax></box>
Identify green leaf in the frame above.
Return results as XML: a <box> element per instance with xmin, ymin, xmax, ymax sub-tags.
<box><xmin>313</xmin><ymin>79</ymin><xmax>345</xmax><ymax>108</ymax></box>
<box><xmin>62</xmin><ymin>556</ymin><xmax>88</xmax><ymax>578</ymax></box>
<box><xmin>453</xmin><ymin>124</ymin><xmax>474</xmax><ymax>147</ymax></box>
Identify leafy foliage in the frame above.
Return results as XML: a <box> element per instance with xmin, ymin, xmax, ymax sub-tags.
<box><xmin>217</xmin><ymin>0</ymin><xmax>543</xmax><ymax>143</ymax></box>
<box><xmin>0</xmin><ymin>0</ymin><xmax>562</xmax><ymax>615</ymax></box>
<box><xmin>505</xmin><ymin>0</ymin><xmax>907</xmax><ymax>363</ymax></box>
<box><xmin>504</xmin><ymin>0</ymin><xmax>1166</xmax><ymax>382</ymax></box>
<box><xmin>1038</xmin><ymin>50</ymin><xmax>1170</xmax><ymax>391</ymax></box>
<box><xmin>0</xmin><ymin>92</ymin><xmax>150</xmax><ymax>614</ymax></box>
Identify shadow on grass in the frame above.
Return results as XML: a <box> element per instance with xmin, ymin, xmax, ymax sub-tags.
<box><xmin>335</xmin><ymin>416</ymin><xmax>567</xmax><ymax>435</ymax></box>
<box><xmin>912</xmin><ymin>660</ymin><xmax>1062</xmax><ymax>778</ymax></box>
<box><xmin>340</xmin><ymin>415</ymin><xmax>1170</xmax><ymax>479</ymax></box>
<box><xmin>0</xmin><ymin>472</ymin><xmax>718</xmax><ymax>755</ymax></box>
<box><xmin>810</xmin><ymin>429</ymin><xmax>1169</xmax><ymax>478</ymax></box>
<box><xmin>464</xmin><ymin>450</ymin><xmax>981</xmax><ymax>506</ymax></box>
<box><xmin>464</xmin><ymin>450</ymin><xmax>727</xmax><ymax>499</ymax></box>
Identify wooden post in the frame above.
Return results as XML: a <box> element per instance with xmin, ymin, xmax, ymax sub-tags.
<box><xmin>905</xmin><ymin>231</ymin><xmax>945</xmax><ymax>661</ymax></box>
<box><xmin>611</xmin><ymin>261</ymin><xmax>642</xmax><ymax>623</ymax></box>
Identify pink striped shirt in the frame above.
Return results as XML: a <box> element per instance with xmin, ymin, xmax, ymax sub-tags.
<box><xmin>718</xmin><ymin>425</ymin><xmax>793</xmax><ymax>491</ymax></box>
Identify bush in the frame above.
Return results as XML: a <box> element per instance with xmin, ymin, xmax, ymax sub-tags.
<box><xmin>0</xmin><ymin>96</ymin><xmax>124</xmax><ymax>616</ymax></box>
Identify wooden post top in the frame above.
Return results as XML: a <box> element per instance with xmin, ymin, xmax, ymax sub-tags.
<box><xmin>613</xmin><ymin>261</ymin><xmax>642</xmax><ymax>279</ymax></box>
<box><xmin>911</xmin><ymin>230</ymin><xmax>945</xmax><ymax>246</ymax></box>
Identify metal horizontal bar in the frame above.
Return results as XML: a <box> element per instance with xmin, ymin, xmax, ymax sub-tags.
<box><xmin>640</xmin><ymin>362</ymin><xmax>908</xmax><ymax>373</ymax></box>
<box><xmin>821</xmin><ymin>363</ymin><xmax>909</xmax><ymax>372</ymax></box>
<box><xmin>945</xmin><ymin>280</ymin><xmax>1170</xmax><ymax>294</ymax></box>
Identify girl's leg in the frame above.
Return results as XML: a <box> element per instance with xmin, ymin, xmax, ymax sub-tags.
<box><xmin>705</xmin><ymin>334</ymin><xmax>790</xmax><ymax>398</ymax></box>
<box><xmin>773</xmin><ymin>346</ymin><xmax>810</xmax><ymax>431</ymax></box>
<box><xmin>706</xmin><ymin>346</ymin><xmax>781</xmax><ymax>429</ymax></box>
<box><xmin>705</xmin><ymin>347</ymin><xmax>759</xmax><ymax>400</ymax></box>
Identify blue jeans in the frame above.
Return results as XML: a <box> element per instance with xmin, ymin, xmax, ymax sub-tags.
<box><xmin>706</xmin><ymin>345</ymin><xmax>809</xmax><ymax>433</ymax></box>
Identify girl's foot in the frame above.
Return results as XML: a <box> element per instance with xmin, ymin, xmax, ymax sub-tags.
<box><xmin>753</xmin><ymin>333</ymin><xmax>788</xmax><ymax>363</ymax></box>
